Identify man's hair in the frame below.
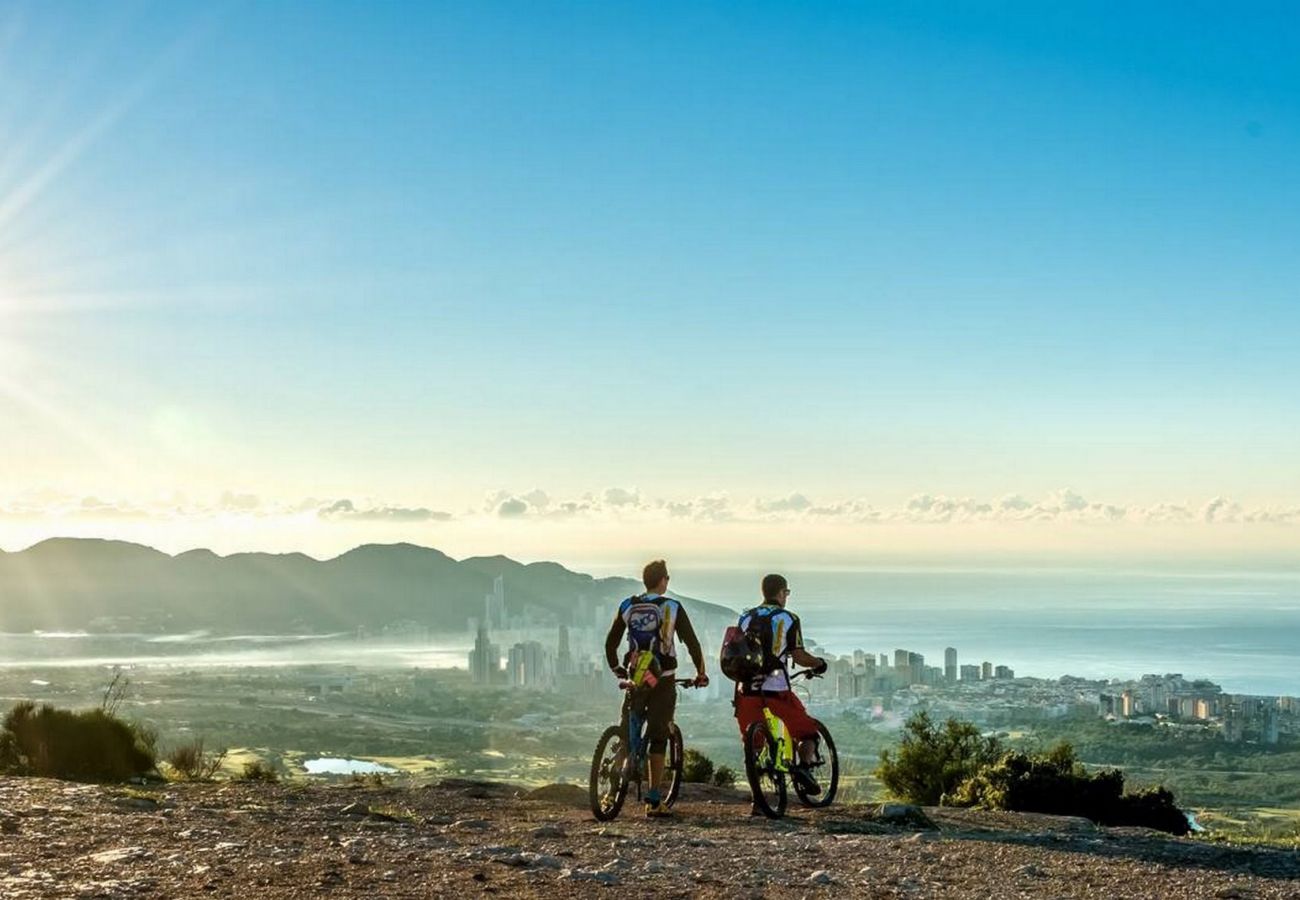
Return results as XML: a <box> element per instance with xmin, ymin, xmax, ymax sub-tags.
<box><xmin>761</xmin><ymin>573</ymin><xmax>788</xmax><ymax>601</ymax></box>
<box><xmin>642</xmin><ymin>559</ymin><xmax>669</xmax><ymax>591</ymax></box>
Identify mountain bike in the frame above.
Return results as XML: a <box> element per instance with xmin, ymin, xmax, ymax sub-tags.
<box><xmin>741</xmin><ymin>669</ymin><xmax>839</xmax><ymax>819</ymax></box>
<box><xmin>588</xmin><ymin>679</ymin><xmax>698</xmax><ymax>821</ymax></box>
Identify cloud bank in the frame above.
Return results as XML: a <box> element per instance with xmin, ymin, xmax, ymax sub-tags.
<box><xmin>2</xmin><ymin>488</ymin><xmax>1297</xmax><ymax>529</ymax></box>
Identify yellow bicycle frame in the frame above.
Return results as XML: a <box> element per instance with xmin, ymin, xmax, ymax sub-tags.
<box><xmin>761</xmin><ymin>707</ymin><xmax>792</xmax><ymax>773</ymax></box>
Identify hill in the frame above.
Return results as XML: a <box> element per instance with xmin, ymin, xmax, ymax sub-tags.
<box><xmin>0</xmin><ymin>538</ymin><xmax>736</xmax><ymax>634</ymax></box>
<box><xmin>1</xmin><ymin>776</ymin><xmax>1297</xmax><ymax>898</ymax></box>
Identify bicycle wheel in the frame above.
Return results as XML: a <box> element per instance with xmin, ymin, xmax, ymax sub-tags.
<box><xmin>743</xmin><ymin>720</ymin><xmax>787</xmax><ymax>819</ymax></box>
<box><xmin>664</xmin><ymin>723</ymin><xmax>684</xmax><ymax>807</ymax></box>
<box><xmin>794</xmin><ymin>719</ymin><xmax>839</xmax><ymax>808</ymax></box>
<box><xmin>589</xmin><ymin>724</ymin><xmax>629</xmax><ymax>821</ymax></box>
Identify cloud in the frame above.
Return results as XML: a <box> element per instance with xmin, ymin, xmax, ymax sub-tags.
<box><xmin>317</xmin><ymin>499</ymin><xmax>451</xmax><ymax>523</ymax></box>
<box><xmin>496</xmin><ymin>497</ymin><xmax>530</xmax><ymax>518</ymax></box>
<box><xmin>755</xmin><ymin>493</ymin><xmax>813</xmax><ymax>514</ymax></box>
<box><xmin>603</xmin><ymin>487</ymin><xmax>641</xmax><ymax>507</ymax></box>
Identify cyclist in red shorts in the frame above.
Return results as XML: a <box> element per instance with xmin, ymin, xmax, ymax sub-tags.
<box><xmin>734</xmin><ymin>573</ymin><xmax>828</xmax><ymax>803</ymax></box>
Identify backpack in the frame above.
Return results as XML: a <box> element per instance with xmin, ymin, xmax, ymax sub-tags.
<box><xmin>622</xmin><ymin>595</ymin><xmax>667</xmax><ymax>657</ymax></box>
<box><xmin>719</xmin><ymin>607</ymin><xmax>778</xmax><ymax>682</ymax></box>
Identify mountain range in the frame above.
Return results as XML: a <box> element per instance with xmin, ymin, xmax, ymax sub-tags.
<box><xmin>0</xmin><ymin>538</ymin><xmax>735</xmax><ymax>634</ymax></box>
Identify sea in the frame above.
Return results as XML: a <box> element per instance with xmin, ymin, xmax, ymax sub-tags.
<box><xmin>1</xmin><ymin>567</ymin><xmax>1296</xmax><ymax>698</ymax></box>
<box><xmin>672</xmin><ymin>567</ymin><xmax>1300</xmax><ymax>698</ymax></box>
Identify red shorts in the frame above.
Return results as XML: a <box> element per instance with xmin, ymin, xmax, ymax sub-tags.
<box><xmin>734</xmin><ymin>691</ymin><xmax>820</xmax><ymax>742</ymax></box>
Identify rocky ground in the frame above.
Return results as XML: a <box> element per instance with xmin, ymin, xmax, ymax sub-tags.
<box><xmin>0</xmin><ymin>776</ymin><xmax>1297</xmax><ymax>898</ymax></box>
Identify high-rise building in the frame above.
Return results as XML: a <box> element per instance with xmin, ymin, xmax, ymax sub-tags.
<box><xmin>959</xmin><ymin>664</ymin><xmax>980</xmax><ymax>682</ymax></box>
<box><xmin>507</xmin><ymin>640</ymin><xmax>553</xmax><ymax>688</ymax></box>
<box><xmin>483</xmin><ymin>575</ymin><xmax>507</xmax><ymax>629</ymax></box>
<box><xmin>468</xmin><ymin>623</ymin><xmax>500</xmax><ymax>685</ymax></box>
<box><xmin>556</xmin><ymin>625</ymin><xmax>574</xmax><ymax>676</ymax></box>
<box><xmin>944</xmin><ymin>647</ymin><xmax>958</xmax><ymax>683</ymax></box>
<box><xmin>994</xmin><ymin>665</ymin><xmax>1014</xmax><ymax>680</ymax></box>
<box><xmin>981</xmin><ymin>661</ymin><xmax>993</xmax><ymax>680</ymax></box>
<box><xmin>893</xmin><ymin>649</ymin><xmax>910</xmax><ymax>672</ymax></box>
<box><xmin>908</xmin><ymin>652</ymin><xmax>925</xmax><ymax>685</ymax></box>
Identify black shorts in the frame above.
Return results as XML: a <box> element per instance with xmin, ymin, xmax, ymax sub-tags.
<box><xmin>620</xmin><ymin>674</ymin><xmax>677</xmax><ymax>753</ymax></box>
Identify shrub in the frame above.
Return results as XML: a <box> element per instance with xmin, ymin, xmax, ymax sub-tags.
<box><xmin>712</xmin><ymin>765</ymin><xmax>737</xmax><ymax>788</ymax></box>
<box><xmin>875</xmin><ymin>711</ymin><xmax>1003</xmax><ymax>805</ymax></box>
<box><xmin>239</xmin><ymin>759</ymin><xmax>279</xmax><ymax>783</ymax></box>
<box><xmin>954</xmin><ymin>742</ymin><xmax>1189</xmax><ymax>835</ymax></box>
<box><xmin>165</xmin><ymin>738</ymin><xmax>227</xmax><ymax>781</ymax></box>
<box><xmin>682</xmin><ymin>749</ymin><xmax>715</xmax><ymax>783</ymax></box>
<box><xmin>0</xmin><ymin>701</ymin><xmax>156</xmax><ymax>781</ymax></box>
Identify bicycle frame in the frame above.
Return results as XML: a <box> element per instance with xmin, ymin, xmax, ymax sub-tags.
<box><xmin>760</xmin><ymin>706</ymin><xmax>793</xmax><ymax>773</ymax></box>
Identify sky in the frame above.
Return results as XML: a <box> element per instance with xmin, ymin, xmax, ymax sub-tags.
<box><xmin>0</xmin><ymin>1</ymin><xmax>1297</xmax><ymax>566</ymax></box>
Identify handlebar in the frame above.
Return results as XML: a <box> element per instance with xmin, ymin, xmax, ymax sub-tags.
<box><xmin>617</xmin><ymin>677</ymin><xmax>706</xmax><ymax>691</ymax></box>
<box><xmin>791</xmin><ymin>668</ymin><xmax>826</xmax><ymax>681</ymax></box>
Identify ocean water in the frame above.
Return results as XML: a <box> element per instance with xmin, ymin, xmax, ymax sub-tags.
<box><xmin>672</xmin><ymin>567</ymin><xmax>1300</xmax><ymax>697</ymax></box>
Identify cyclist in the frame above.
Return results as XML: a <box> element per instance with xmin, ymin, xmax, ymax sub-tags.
<box><xmin>604</xmin><ymin>558</ymin><xmax>709</xmax><ymax>817</ymax></box>
<box><xmin>734</xmin><ymin>573</ymin><xmax>828</xmax><ymax>801</ymax></box>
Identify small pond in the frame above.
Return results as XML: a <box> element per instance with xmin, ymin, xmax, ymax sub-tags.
<box><xmin>302</xmin><ymin>757</ymin><xmax>397</xmax><ymax>776</ymax></box>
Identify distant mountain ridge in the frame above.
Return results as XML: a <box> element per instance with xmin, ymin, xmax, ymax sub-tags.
<box><xmin>0</xmin><ymin>538</ymin><xmax>735</xmax><ymax>634</ymax></box>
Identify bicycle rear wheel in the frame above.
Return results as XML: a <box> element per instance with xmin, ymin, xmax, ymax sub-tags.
<box><xmin>589</xmin><ymin>724</ymin><xmax>629</xmax><ymax>821</ymax></box>
<box><xmin>664</xmin><ymin>723</ymin><xmax>684</xmax><ymax>807</ymax></box>
<box><xmin>794</xmin><ymin>719</ymin><xmax>839</xmax><ymax>808</ymax></box>
<box><xmin>743</xmin><ymin>721</ymin><xmax>787</xmax><ymax>819</ymax></box>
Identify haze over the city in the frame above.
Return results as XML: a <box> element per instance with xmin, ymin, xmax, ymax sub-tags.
<box><xmin>1</xmin><ymin>2</ymin><xmax>1297</xmax><ymax>567</ymax></box>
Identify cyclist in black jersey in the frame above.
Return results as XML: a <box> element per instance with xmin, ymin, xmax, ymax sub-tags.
<box><xmin>603</xmin><ymin>559</ymin><xmax>708</xmax><ymax>817</ymax></box>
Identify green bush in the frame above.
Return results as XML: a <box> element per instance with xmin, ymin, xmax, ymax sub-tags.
<box><xmin>0</xmin><ymin>701</ymin><xmax>156</xmax><ymax>781</ymax></box>
<box><xmin>875</xmin><ymin>711</ymin><xmax>1003</xmax><ymax>805</ymax></box>
<box><xmin>682</xmin><ymin>748</ymin><xmax>715</xmax><ymax>783</ymax></box>
<box><xmin>954</xmin><ymin>742</ymin><xmax>1189</xmax><ymax>835</ymax></box>
<box><xmin>239</xmin><ymin>759</ymin><xmax>279</xmax><ymax>783</ymax></box>
<box><xmin>712</xmin><ymin>764</ymin><xmax>737</xmax><ymax>788</ymax></box>
<box><xmin>165</xmin><ymin>738</ymin><xmax>227</xmax><ymax>781</ymax></box>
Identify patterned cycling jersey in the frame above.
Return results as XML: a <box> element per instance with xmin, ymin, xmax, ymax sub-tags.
<box><xmin>603</xmin><ymin>592</ymin><xmax>705</xmax><ymax>680</ymax></box>
<box><xmin>737</xmin><ymin>603</ymin><xmax>804</xmax><ymax>693</ymax></box>
<box><xmin>617</xmin><ymin>593</ymin><xmax>681</xmax><ymax>675</ymax></box>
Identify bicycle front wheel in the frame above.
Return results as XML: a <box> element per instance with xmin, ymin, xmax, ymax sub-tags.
<box><xmin>589</xmin><ymin>724</ymin><xmax>629</xmax><ymax>821</ymax></box>
<box><xmin>744</xmin><ymin>720</ymin><xmax>787</xmax><ymax>819</ymax></box>
<box><xmin>664</xmin><ymin>723</ymin><xmax>684</xmax><ymax>807</ymax></box>
<box><xmin>794</xmin><ymin>719</ymin><xmax>839</xmax><ymax>808</ymax></box>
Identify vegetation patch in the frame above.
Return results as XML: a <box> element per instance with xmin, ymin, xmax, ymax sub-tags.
<box><xmin>0</xmin><ymin>701</ymin><xmax>157</xmax><ymax>782</ymax></box>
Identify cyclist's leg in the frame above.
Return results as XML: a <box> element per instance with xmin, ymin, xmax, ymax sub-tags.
<box><xmin>765</xmin><ymin>691</ymin><xmax>819</xmax><ymax>763</ymax></box>
<box><xmin>645</xmin><ymin>676</ymin><xmax>677</xmax><ymax>800</ymax></box>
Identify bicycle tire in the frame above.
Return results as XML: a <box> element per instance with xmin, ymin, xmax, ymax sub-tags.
<box><xmin>664</xmin><ymin>723</ymin><xmax>684</xmax><ymax>807</ymax></box>
<box><xmin>744</xmin><ymin>720</ymin><xmax>787</xmax><ymax>819</ymax></box>
<box><xmin>794</xmin><ymin>719</ymin><xmax>839</xmax><ymax>808</ymax></box>
<box><xmin>589</xmin><ymin>724</ymin><xmax>629</xmax><ymax>821</ymax></box>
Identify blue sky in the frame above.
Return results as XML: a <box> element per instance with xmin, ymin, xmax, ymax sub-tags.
<box><xmin>1</xmin><ymin>2</ymin><xmax>1297</xmax><ymax>561</ymax></box>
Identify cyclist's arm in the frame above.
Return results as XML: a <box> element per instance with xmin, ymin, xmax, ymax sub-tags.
<box><xmin>787</xmin><ymin>616</ymin><xmax>824</xmax><ymax>670</ymax></box>
<box><xmin>674</xmin><ymin>606</ymin><xmax>707</xmax><ymax>675</ymax></box>
<box><xmin>603</xmin><ymin>614</ymin><xmax>626</xmax><ymax>673</ymax></box>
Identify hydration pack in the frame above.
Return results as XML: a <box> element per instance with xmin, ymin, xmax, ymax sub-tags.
<box><xmin>719</xmin><ymin>607</ymin><xmax>778</xmax><ymax>682</ymax></box>
<box><xmin>622</xmin><ymin>595</ymin><xmax>667</xmax><ymax>657</ymax></box>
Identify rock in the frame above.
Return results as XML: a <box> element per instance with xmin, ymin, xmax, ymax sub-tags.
<box><xmin>524</xmin><ymin>784</ymin><xmax>588</xmax><ymax>807</ymax></box>
<box><xmin>531</xmin><ymin>822</ymin><xmax>566</xmax><ymax>839</ymax></box>
<box><xmin>0</xmin><ymin>818</ymin><xmax>18</xmax><ymax>835</ymax></box>
<box><xmin>113</xmin><ymin>797</ymin><xmax>159</xmax><ymax>812</ymax></box>
<box><xmin>340</xmin><ymin>802</ymin><xmax>365</xmax><ymax>816</ymax></box>
<box><xmin>877</xmin><ymin>803</ymin><xmax>938</xmax><ymax>830</ymax></box>
<box><xmin>561</xmin><ymin>868</ymin><xmax>620</xmax><ymax>885</ymax></box>
<box><xmin>1015</xmin><ymin>863</ymin><xmax>1047</xmax><ymax>877</ymax></box>
<box><xmin>807</xmin><ymin>870</ymin><xmax>834</xmax><ymax>885</ymax></box>
<box><xmin>88</xmin><ymin>847</ymin><xmax>150</xmax><ymax>865</ymax></box>
<box><xmin>450</xmin><ymin>818</ymin><xmax>491</xmax><ymax>831</ymax></box>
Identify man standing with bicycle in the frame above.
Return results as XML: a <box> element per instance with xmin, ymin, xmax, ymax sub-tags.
<box><xmin>734</xmin><ymin>573</ymin><xmax>828</xmax><ymax>799</ymax></box>
<box><xmin>604</xmin><ymin>559</ymin><xmax>709</xmax><ymax>818</ymax></box>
